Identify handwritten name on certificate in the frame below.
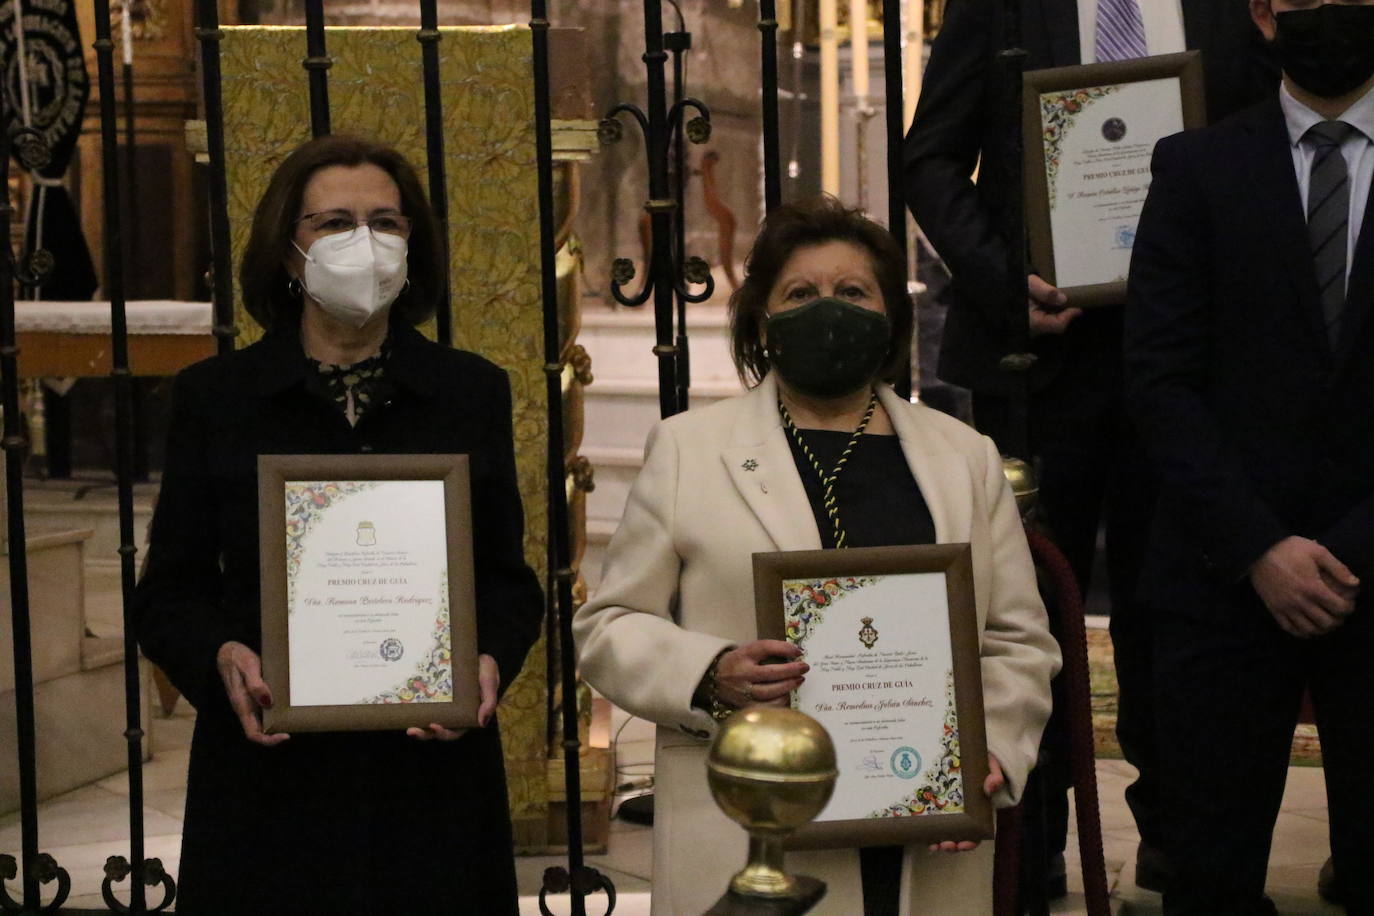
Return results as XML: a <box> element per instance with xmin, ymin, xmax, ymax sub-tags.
<box><xmin>785</xmin><ymin>573</ymin><xmax>963</xmax><ymax>822</ymax></box>
<box><xmin>1039</xmin><ymin>77</ymin><xmax>1184</xmax><ymax>289</ymax></box>
<box><xmin>284</xmin><ymin>479</ymin><xmax>453</xmax><ymax>707</ymax></box>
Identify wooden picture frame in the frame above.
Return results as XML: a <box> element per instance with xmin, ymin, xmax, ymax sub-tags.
<box><xmin>258</xmin><ymin>454</ymin><xmax>479</xmax><ymax>733</ymax></box>
<box><xmin>1023</xmin><ymin>51</ymin><xmax>1206</xmax><ymax>307</ymax></box>
<box><xmin>753</xmin><ymin>543</ymin><xmax>991</xmax><ymax>849</ymax></box>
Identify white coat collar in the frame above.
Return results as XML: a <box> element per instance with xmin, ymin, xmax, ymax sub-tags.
<box><xmin>720</xmin><ymin>375</ymin><xmax>969</xmax><ymax>549</ymax></box>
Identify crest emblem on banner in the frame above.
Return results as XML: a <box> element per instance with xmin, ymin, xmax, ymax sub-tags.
<box><xmin>0</xmin><ymin>0</ymin><xmax>90</xmax><ymax>176</ymax></box>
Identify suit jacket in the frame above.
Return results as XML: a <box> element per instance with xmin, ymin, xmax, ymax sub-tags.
<box><xmin>133</xmin><ymin>326</ymin><xmax>543</xmax><ymax>913</ymax></box>
<box><xmin>573</xmin><ymin>375</ymin><xmax>1060</xmax><ymax>915</ymax></box>
<box><xmin>1125</xmin><ymin>98</ymin><xmax>1374</xmax><ymax>619</ymax></box>
<box><xmin>905</xmin><ymin>0</ymin><xmax>1278</xmax><ymax>395</ymax></box>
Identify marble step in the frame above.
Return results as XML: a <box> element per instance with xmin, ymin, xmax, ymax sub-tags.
<box><xmin>579</xmin><ymin>304</ymin><xmax>738</xmax><ymax>390</ymax></box>
<box><xmin>0</xmin><ymin>529</ymin><xmax>93</xmax><ymax>692</ymax></box>
<box><xmin>0</xmin><ymin>657</ymin><xmax>153</xmax><ymax>815</ymax></box>
<box><xmin>22</xmin><ymin>481</ymin><xmax>158</xmax><ymax>572</ymax></box>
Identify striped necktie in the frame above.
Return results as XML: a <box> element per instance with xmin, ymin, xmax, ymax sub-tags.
<box><xmin>1095</xmin><ymin>0</ymin><xmax>1148</xmax><ymax>62</ymax></box>
<box><xmin>1306</xmin><ymin>120</ymin><xmax>1357</xmax><ymax>349</ymax></box>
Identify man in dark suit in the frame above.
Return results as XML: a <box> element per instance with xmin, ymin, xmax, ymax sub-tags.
<box><xmin>1126</xmin><ymin>0</ymin><xmax>1374</xmax><ymax>911</ymax></box>
<box><xmin>904</xmin><ymin>0</ymin><xmax>1277</xmax><ymax>893</ymax></box>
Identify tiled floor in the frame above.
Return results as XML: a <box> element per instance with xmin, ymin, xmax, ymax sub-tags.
<box><xmin>2</xmin><ymin>571</ymin><xmax>1345</xmax><ymax>915</ymax></box>
<box><xmin>0</xmin><ymin>702</ymin><xmax>1342</xmax><ymax>914</ymax></box>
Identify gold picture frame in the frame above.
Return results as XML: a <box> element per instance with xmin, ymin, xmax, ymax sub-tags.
<box><xmin>1023</xmin><ymin>51</ymin><xmax>1207</xmax><ymax>307</ymax></box>
<box><xmin>258</xmin><ymin>454</ymin><xmax>479</xmax><ymax>733</ymax></box>
<box><xmin>753</xmin><ymin>543</ymin><xmax>991</xmax><ymax>849</ymax></box>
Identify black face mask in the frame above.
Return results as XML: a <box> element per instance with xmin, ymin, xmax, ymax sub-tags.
<box><xmin>765</xmin><ymin>297</ymin><xmax>892</xmax><ymax>399</ymax></box>
<box><xmin>1273</xmin><ymin>4</ymin><xmax>1374</xmax><ymax>100</ymax></box>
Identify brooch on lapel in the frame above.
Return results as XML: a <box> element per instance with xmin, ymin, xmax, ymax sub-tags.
<box><xmin>741</xmin><ymin>459</ymin><xmax>758</xmax><ymax>472</ymax></box>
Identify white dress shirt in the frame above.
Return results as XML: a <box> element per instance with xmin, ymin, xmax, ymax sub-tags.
<box><xmin>1077</xmin><ymin>0</ymin><xmax>1186</xmax><ymax>63</ymax></box>
<box><xmin>1280</xmin><ymin>82</ymin><xmax>1374</xmax><ymax>285</ymax></box>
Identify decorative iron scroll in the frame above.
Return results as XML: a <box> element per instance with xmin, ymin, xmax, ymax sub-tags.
<box><xmin>599</xmin><ymin>0</ymin><xmax>715</xmax><ymax>421</ymax></box>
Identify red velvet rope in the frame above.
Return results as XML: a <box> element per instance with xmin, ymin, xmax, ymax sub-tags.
<box><xmin>993</xmin><ymin>527</ymin><xmax>1111</xmax><ymax>914</ymax></box>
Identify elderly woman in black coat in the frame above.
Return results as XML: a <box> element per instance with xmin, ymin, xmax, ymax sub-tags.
<box><xmin>134</xmin><ymin>135</ymin><xmax>542</xmax><ymax>914</ymax></box>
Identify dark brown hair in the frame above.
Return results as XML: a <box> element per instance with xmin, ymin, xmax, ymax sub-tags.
<box><xmin>729</xmin><ymin>195</ymin><xmax>915</xmax><ymax>386</ymax></box>
<box><xmin>239</xmin><ymin>135</ymin><xmax>444</xmax><ymax>333</ymax></box>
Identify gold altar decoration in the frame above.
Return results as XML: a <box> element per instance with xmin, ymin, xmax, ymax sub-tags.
<box><xmin>1002</xmin><ymin>456</ymin><xmax>1039</xmax><ymax>517</ymax></box>
<box><xmin>708</xmin><ymin>707</ymin><xmax>838</xmax><ymax>900</ymax></box>
<box><xmin>219</xmin><ymin>25</ymin><xmax>551</xmax><ymax>844</ymax></box>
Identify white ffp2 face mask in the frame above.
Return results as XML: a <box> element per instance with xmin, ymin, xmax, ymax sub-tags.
<box><xmin>293</xmin><ymin>227</ymin><xmax>408</xmax><ymax>328</ymax></box>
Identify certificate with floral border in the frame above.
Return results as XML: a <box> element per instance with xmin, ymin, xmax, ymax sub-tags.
<box><xmin>753</xmin><ymin>544</ymin><xmax>991</xmax><ymax>849</ymax></box>
<box><xmin>1023</xmin><ymin>51</ymin><xmax>1206</xmax><ymax>307</ymax></box>
<box><xmin>258</xmin><ymin>454</ymin><xmax>479</xmax><ymax>733</ymax></box>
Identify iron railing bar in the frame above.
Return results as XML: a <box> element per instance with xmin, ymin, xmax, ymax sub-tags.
<box><xmin>194</xmin><ymin>0</ymin><xmax>237</xmax><ymax>354</ymax></box>
<box><xmin>417</xmin><ymin>0</ymin><xmax>452</xmax><ymax>348</ymax></box>
<box><xmin>666</xmin><ymin>2</ymin><xmax>690</xmax><ymax>413</ymax></box>
<box><xmin>0</xmin><ymin>56</ymin><xmax>44</xmax><ymax>914</ymax></box>
<box><xmin>759</xmin><ymin>0</ymin><xmax>782</xmax><ymax>212</ymax></box>
<box><xmin>94</xmin><ymin>0</ymin><xmax>151</xmax><ymax>909</ymax></box>
<box><xmin>530</xmin><ymin>4</ymin><xmax>590</xmax><ymax>915</ymax></box>
<box><xmin>642</xmin><ymin>0</ymin><xmax>679</xmax><ymax>421</ymax></box>
<box><xmin>303</xmin><ymin>0</ymin><xmax>331</xmax><ymax>137</ymax></box>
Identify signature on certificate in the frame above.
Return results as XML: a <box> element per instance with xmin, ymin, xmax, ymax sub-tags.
<box><xmin>859</xmin><ymin>752</ymin><xmax>883</xmax><ymax>773</ymax></box>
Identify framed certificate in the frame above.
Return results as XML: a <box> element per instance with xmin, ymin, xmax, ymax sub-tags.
<box><xmin>1023</xmin><ymin>51</ymin><xmax>1206</xmax><ymax>307</ymax></box>
<box><xmin>257</xmin><ymin>454</ymin><xmax>479</xmax><ymax>733</ymax></box>
<box><xmin>753</xmin><ymin>544</ymin><xmax>991</xmax><ymax>849</ymax></box>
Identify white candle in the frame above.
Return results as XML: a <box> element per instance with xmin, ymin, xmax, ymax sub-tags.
<box><xmin>850</xmin><ymin>0</ymin><xmax>868</xmax><ymax>102</ymax></box>
<box><xmin>904</xmin><ymin>0</ymin><xmax>924</xmax><ymax>128</ymax></box>
<box><xmin>121</xmin><ymin>0</ymin><xmax>133</xmax><ymax>66</ymax></box>
<box><xmin>820</xmin><ymin>0</ymin><xmax>840</xmax><ymax>195</ymax></box>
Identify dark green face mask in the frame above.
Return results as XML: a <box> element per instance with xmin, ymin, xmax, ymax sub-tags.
<box><xmin>765</xmin><ymin>297</ymin><xmax>892</xmax><ymax>399</ymax></box>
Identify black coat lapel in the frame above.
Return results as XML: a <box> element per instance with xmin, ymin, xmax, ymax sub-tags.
<box><xmin>1179</xmin><ymin>0</ymin><xmax>1213</xmax><ymax>53</ymax></box>
<box><xmin>1245</xmin><ymin>101</ymin><xmax>1332</xmax><ymax>361</ymax></box>
<box><xmin>1335</xmin><ymin>182</ymin><xmax>1374</xmax><ymax>368</ymax></box>
<box><xmin>1037</xmin><ymin>0</ymin><xmax>1080</xmax><ymax>67</ymax></box>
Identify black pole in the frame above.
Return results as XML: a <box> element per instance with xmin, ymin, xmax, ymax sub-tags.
<box><xmin>0</xmin><ymin>65</ymin><xmax>51</xmax><ymax>916</ymax></box>
<box><xmin>997</xmin><ymin>0</ymin><xmax>1032</xmax><ymax>459</ymax></box>
<box><xmin>759</xmin><ymin>0</ymin><xmax>782</xmax><ymax>212</ymax></box>
<box><xmin>303</xmin><ymin>0</ymin><xmax>331</xmax><ymax>137</ymax></box>
<box><xmin>531</xmin><ymin>4</ymin><xmax>588</xmax><ymax>916</ymax></box>
<box><xmin>881</xmin><ymin>0</ymin><xmax>911</xmax><ymax>398</ymax></box>
<box><xmin>194</xmin><ymin>0</ymin><xmax>237</xmax><ymax>355</ymax></box>
<box><xmin>666</xmin><ymin>2</ymin><xmax>690</xmax><ymax>414</ymax></box>
<box><xmin>643</xmin><ymin>1</ymin><xmax>679</xmax><ymax>421</ymax></box>
<box><xmin>122</xmin><ymin>46</ymin><xmax>151</xmax><ymax>482</ymax></box>
<box><xmin>417</xmin><ymin>0</ymin><xmax>453</xmax><ymax>348</ymax></box>
<box><xmin>93</xmin><ymin>0</ymin><xmax>154</xmax><ymax>909</ymax></box>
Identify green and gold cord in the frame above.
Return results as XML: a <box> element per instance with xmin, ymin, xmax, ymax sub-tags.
<box><xmin>778</xmin><ymin>390</ymin><xmax>878</xmax><ymax>549</ymax></box>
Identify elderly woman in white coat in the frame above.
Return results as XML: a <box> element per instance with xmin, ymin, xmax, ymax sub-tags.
<box><xmin>574</xmin><ymin>197</ymin><xmax>1060</xmax><ymax>915</ymax></box>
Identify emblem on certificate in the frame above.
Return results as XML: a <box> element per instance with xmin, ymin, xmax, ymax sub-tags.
<box><xmin>753</xmin><ymin>544</ymin><xmax>993</xmax><ymax>848</ymax></box>
<box><xmin>1022</xmin><ymin>51</ymin><xmax>1207</xmax><ymax>307</ymax></box>
<box><xmin>257</xmin><ymin>454</ymin><xmax>480</xmax><ymax>733</ymax></box>
<box><xmin>858</xmin><ymin>616</ymin><xmax>879</xmax><ymax>649</ymax></box>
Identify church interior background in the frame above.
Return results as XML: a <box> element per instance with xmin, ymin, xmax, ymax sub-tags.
<box><xmin>0</xmin><ymin>0</ymin><xmax>1342</xmax><ymax>912</ymax></box>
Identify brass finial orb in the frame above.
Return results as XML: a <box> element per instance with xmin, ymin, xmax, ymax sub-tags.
<box><xmin>1002</xmin><ymin>456</ymin><xmax>1039</xmax><ymax>515</ymax></box>
<box><xmin>707</xmin><ymin>707</ymin><xmax>838</xmax><ymax>900</ymax></box>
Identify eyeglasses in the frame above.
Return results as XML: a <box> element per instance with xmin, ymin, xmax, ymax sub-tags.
<box><xmin>294</xmin><ymin>209</ymin><xmax>412</xmax><ymax>237</ymax></box>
